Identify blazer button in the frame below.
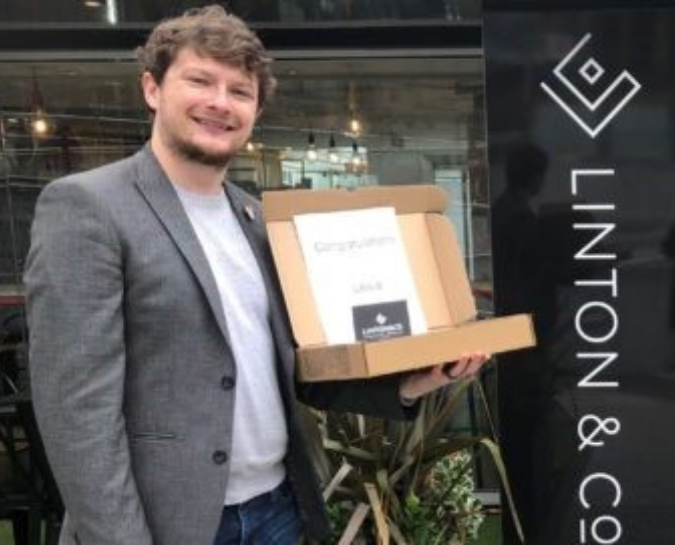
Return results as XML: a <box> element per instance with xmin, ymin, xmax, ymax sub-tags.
<box><xmin>221</xmin><ymin>376</ymin><xmax>235</xmax><ymax>390</ymax></box>
<box><xmin>212</xmin><ymin>450</ymin><xmax>228</xmax><ymax>465</ymax></box>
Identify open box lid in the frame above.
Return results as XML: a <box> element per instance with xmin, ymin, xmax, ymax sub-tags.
<box><xmin>262</xmin><ymin>185</ymin><xmax>478</xmax><ymax>348</ymax></box>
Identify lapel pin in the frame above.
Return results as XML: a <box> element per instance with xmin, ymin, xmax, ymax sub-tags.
<box><xmin>244</xmin><ymin>205</ymin><xmax>256</xmax><ymax>221</ymax></box>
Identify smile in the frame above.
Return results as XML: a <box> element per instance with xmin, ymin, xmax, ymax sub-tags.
<box><xmin>194</xmin><ymin>117</ymin><xmax>236</xmax><ymax>132</ymax></box>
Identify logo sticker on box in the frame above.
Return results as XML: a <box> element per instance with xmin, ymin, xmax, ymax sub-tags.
<box><xmin>353</xmin><ymin>300</ymin><xmax>411</xmax><ymax>341</ymax></box>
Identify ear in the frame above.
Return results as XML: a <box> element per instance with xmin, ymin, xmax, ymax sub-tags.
<box><xmin>141</xmin><ymin>71</ymin><xmax>160</xmax><ymax>112</ymax></box>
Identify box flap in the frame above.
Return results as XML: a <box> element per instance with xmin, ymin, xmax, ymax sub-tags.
<box><xmin>267</xmin><ymin>221</ymin><xmax>324</xmax><ymax>346</ymax></box>
<box><xmin>426</xmin><ymin>214</ymin><xmax>477</xmax><ymax>325</ymax></box>
<box><xmin>262</xmin><ymin>185</ymin><xmax>447</xmax><ymax>222</ymax></box>
<box><xmin>398</xmin><ymin>214</ymin><xmax>452</xmax><ymax>329</ymax></box>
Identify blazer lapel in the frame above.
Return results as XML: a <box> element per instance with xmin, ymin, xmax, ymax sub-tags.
<box><xmin>131</xmin><ymin>146</ymin><xmax>232</xmax><ymax>345</ymax></box>
<box><xmin>224</xmin><ymin>184</ymin><xmax>297</xmax><ymax>378</ymax></box>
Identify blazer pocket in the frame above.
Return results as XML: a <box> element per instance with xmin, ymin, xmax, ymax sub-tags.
<box><xmin>129</xmin><ymin>431</ymin><xmax>177</xmax><ymax>442</ymax></box>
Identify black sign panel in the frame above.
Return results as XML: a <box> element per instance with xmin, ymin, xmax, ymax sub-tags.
<box><xmin>484</xmin><ymin>6</ymin><xmax>675</xmax><ymax>545</ymax></box>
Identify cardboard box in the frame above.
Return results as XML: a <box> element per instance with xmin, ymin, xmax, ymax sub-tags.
<box><xmin>262</xmin><ymin>185</ymin><xmax>536</xmax><ymax>382</ymax></box>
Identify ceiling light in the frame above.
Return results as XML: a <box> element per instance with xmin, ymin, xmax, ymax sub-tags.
<box><xmin>32</xmin><ymin>117</ymin><xmax>48</xmax><ymax>135</ymax></box>
<box><xmin>84</xmin><ymin>0</ymin><xmax>104</xmax><ymax>7</ymax></box>
<box><xmin>106</xmin><ymin>0</ymin><xmax>119</xmax><ymax>25</ymax></box>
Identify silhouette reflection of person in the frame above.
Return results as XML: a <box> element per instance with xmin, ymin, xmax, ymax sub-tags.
<box><xmin>492</xmin><ymin>144</ymin><xmax>548</xmax><ymax>316</ymax></box>
<box><xmin>492</xmin><ymin>143</ymin><xmax>551</xmax><ymax>544</ymax></box>
<box><xmin>55</xmin><ymin>123</ymin><xmax>81</xmax><ymax>174</ymax></box>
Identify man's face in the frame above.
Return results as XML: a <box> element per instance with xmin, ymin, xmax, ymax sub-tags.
<box><xmin>142</xmin><ymin>48</ymin><xmax>259</xmax><ymax>169</ymax></box>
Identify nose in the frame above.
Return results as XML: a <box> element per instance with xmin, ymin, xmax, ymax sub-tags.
<box><xmin>208</xmin><ymin>84</ymin><xmax>233</xmax><ymax>110</ymax></box>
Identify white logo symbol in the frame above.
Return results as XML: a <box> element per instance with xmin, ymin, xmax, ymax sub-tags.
<box><xmin>541</xmin><ymin>33</ymin><xmax>641</xmax><ymax>138</ymax></box>
<box><xmin>376</xmin><ymin>313</ymin><xmax>388</xmax><ymax>325</ymax></box>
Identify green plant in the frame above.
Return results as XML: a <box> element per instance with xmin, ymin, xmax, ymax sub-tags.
<box><xmin>404</xmin><ymin>449</ymin><xmax>484</xmax><ymax>543</ymax></box>
<box><xmin>300</xmin><ymin>375</ymin><xmax>522</xmax><ymax>545</ymax></box>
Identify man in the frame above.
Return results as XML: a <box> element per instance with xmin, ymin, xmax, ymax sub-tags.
<box><xmin>25</xmin><ymin>6</ymin><xmax>487</xmax><ymax>545</ymax></box>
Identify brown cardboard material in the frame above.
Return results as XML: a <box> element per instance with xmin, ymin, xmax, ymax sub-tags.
<box><xmin>263</xmin><ymin>185</ymin><xmax>536</xmax><ymax>382</ymax></box>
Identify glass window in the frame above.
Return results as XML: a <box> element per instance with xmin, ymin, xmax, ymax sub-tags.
<box><xmin>0</xmin><ymin>0</ymin><xmax>481</xmax><ymax>24</ymax></box>
<box><xmin>0</xmin><ymin>54</ymin><xmax>489</xmax><ymax>284</ymax></box>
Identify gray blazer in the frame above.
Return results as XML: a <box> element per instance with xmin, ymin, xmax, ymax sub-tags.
<box><xmin>25</xmin><ymin>145</ymin><xmax>411</xmax><ymax>545</ymax></box>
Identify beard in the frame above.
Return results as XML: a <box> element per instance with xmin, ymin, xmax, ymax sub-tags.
<box><xmin>168</xmin><ymin>132</ymin><xmax>234</xmax><ymax>169</ymax></box>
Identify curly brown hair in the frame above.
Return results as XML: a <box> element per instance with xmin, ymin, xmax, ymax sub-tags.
<box><xmin>136</xmin><ymin>5</ymin><xmax>276</xmax><ymax>109</ymax></box>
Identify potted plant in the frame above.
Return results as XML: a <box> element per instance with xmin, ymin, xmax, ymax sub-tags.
<box><xmin>300</xmin><ymin>375</ymin><xmax>522</xmax><ymax>544</ymax></box>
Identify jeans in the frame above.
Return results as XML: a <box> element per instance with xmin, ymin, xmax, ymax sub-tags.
<box><xmin>213</xmin><ymin>480</ymin><xmax>302</xmax><ymax>545</ymax></box>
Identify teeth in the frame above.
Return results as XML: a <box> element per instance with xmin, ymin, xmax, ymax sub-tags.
<box><xmin>197</xmin><ymin>118</ymin><xmax>231</xmax><ymax>130</ymax></box>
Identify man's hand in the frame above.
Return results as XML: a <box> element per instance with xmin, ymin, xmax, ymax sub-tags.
<box><xmin>399</xmin><ymin>352</ymin><xmax>491</xmax><ymax>404</ymax></box>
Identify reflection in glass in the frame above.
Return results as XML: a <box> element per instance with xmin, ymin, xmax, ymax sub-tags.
<box><xmin>0</xmin><ymin>0</ymin><xmax>480</xmax><ymax>23</ymax></box>
<box><xmin>0</xmin><ymin>55</ymin><xmax>488</xmax><ymax>283</ymax></box>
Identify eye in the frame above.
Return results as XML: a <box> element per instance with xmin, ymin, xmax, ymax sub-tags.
<box><xmin>232</xmin><ymin>87</ymin><xmax>255</xmax><ymax>99</ymax></box>
<box><xmin>187</xmin><ymin>76</ymin><xmax>210</xmax><ymax>86</ymax></box>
